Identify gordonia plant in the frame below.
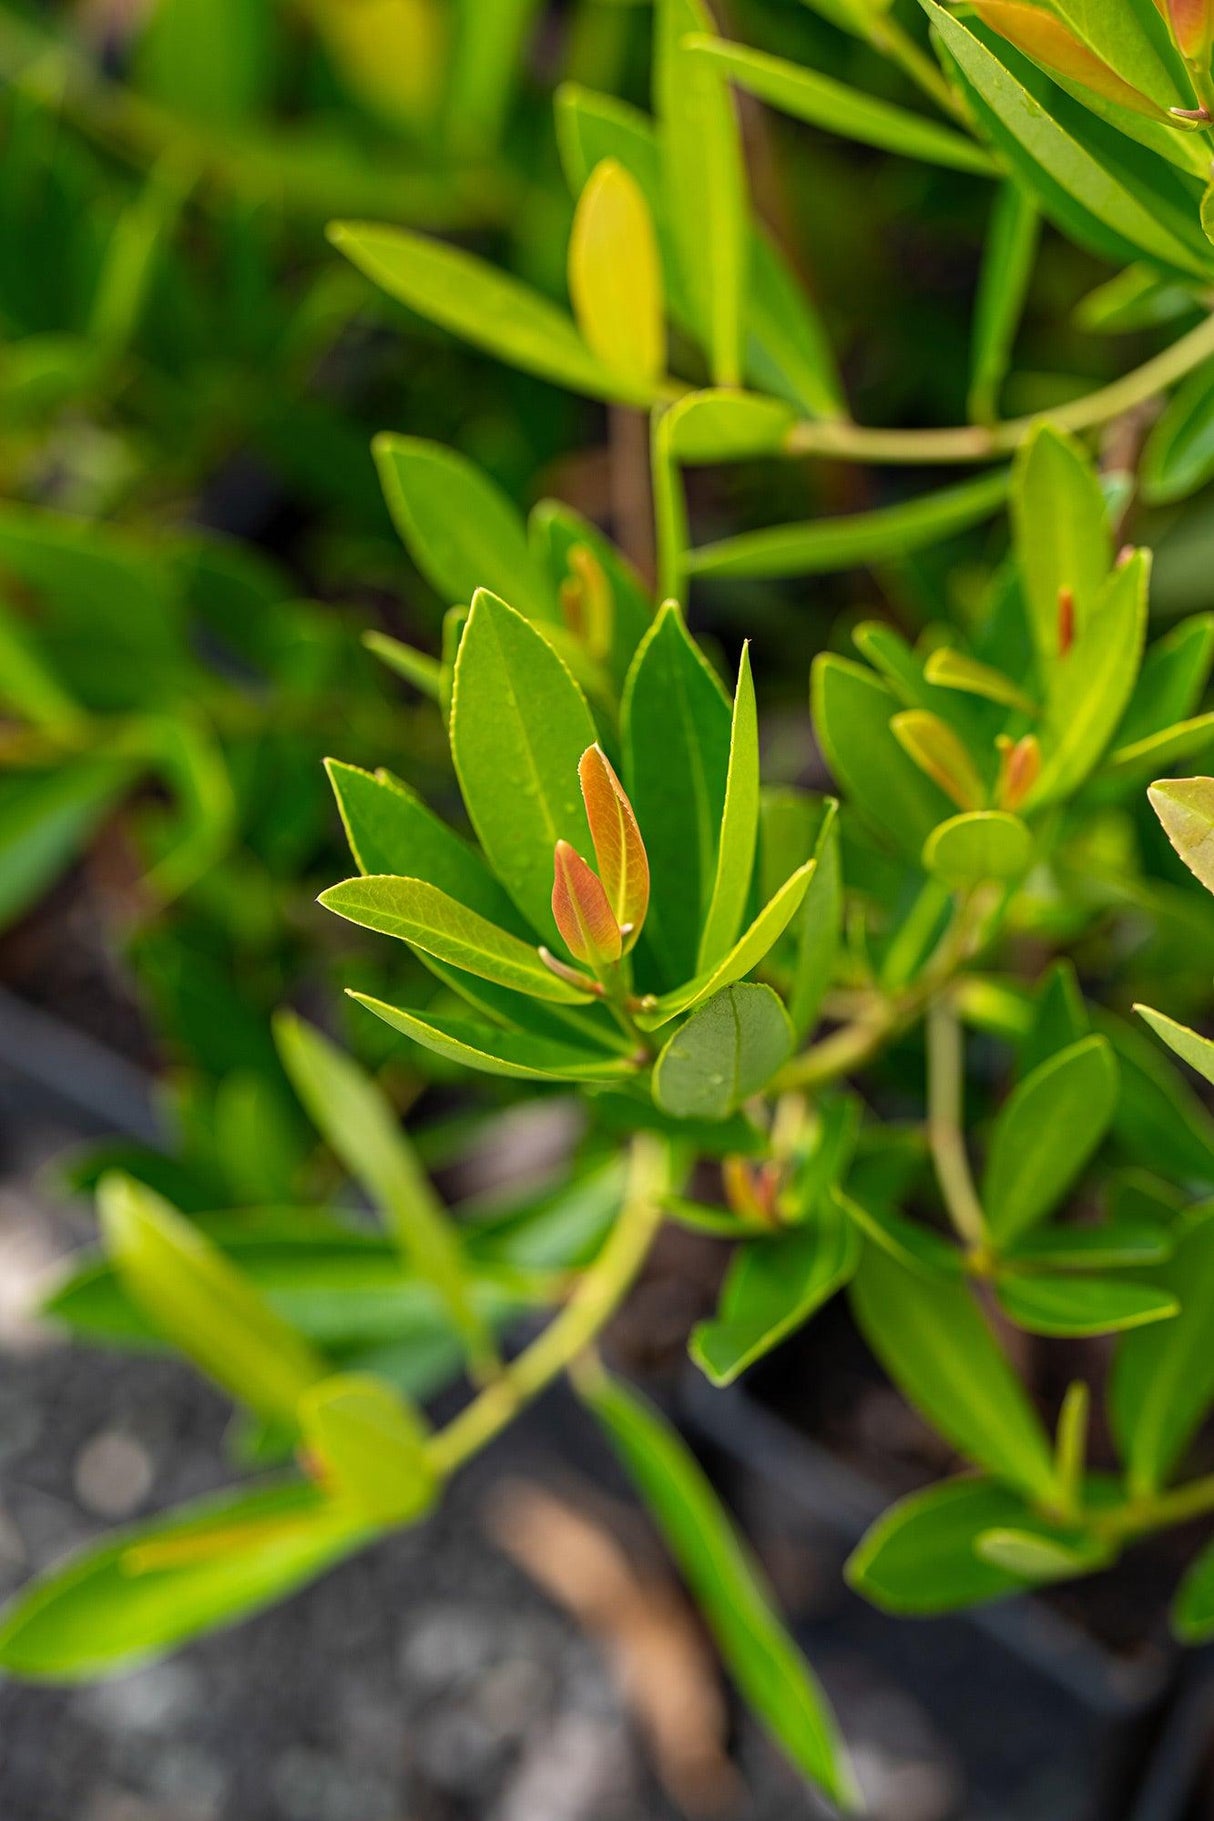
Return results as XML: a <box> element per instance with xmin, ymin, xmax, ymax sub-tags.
<box><xmin>16</xmin><ymin>0</ymin><xmax>1214</xmax><ymax>1813</ymax></box>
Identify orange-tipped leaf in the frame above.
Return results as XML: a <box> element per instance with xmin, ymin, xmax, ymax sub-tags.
<box><xmin>552</xmin><ymin>839</ymin><xmax>622</xmax><ymax>967</ymax></box>
<box><xmin>578</xmin><ymin>744</ymin><xmax>650</xmax><ymax>951</ymax></box>
<box><xmin>973</xmin><ymin>2</ymin><xmax>1168</xmax><ymax>117</ymax></box>
<box><xmin>1153</xmin><ymin>0</ymin><xmax>1214</xmax><ymax>61</ymax></box>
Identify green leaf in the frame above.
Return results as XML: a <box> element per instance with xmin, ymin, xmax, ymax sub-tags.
<box><xmin>362</xmin><ymin>631</ymin><xmax>443</xmax><ymax>702</ymax></box>
<box><xmin>325</xmin><ymin>761</ymin><xmax>526</xmax><ymax>932</ymax></box>
<box><xmin>1101</xmin><ymin>1010</ymin><xmax>1214</xmax><ymax>1186</ymax></box>
<box><xmin>1111</xmin><ymin>1204</ymin><xmax>1214</xmax><ymax>1492</ymax></box>
<box><xmin>1173</xmin><ymin>1535</ymin><xmax>1214</xmax><ymax>1641</ymax></box>
<box><xmin>580</xmin><ymin>1368</ymin><xmax>857</xmax><ymax>1811</ymax></box>
<box><xmin>690</xmin><ymin>1200</ymin><xmax>860</xmax><ymax>1384</ymax></box>
<box><xmin>374</xmin><ymin>435</ymin><xmax>557</xmax><ymax>622</ymax></box>
<box><xmin>925</xmin><ymin>4</ymin><xmax>1214</xmax><ymax>279</ymax></box>
<box><xmin>995</xmin><ymin>1273</ymin><xmax>1178</xmax><ymax>1336</ymax></box>
<box><xmin>273</xmin><ymin>1014</ymin><xmax>495</xmax><ymax>1373</ymax></box>
<box><xmin>0</xmin><ymin>1481</ymin><xmax>367</xmax><ymax>1682</ymax></box>
<box><xmin>638</xmin><ymin>860</ymin><xmax>815</xmax><ymax>1029</ymax></box>
<box><xmin>1036</xmin><ymin>551</ymin><xmax>1150</xmax><ymax>803</ymax></box>
<box><xmin>847</xmin><ymin>1477</ymin><xmax>1083</xmax><ymax>1614</ymax></box>
<box><xmin>1142</xmin><ymin>361</ymin><xmax>1214</xmax><ymax>503</ymax></box>
<box><xmin>136</xmin><ymin>0</ymin><xmax>271</xmax><ymax>125</ymax></box>
<box><xmin>568</xmin><ymin>158</ymin><xmax>667</xmax><ymax>387</ymax></box>
<box><xmin>1011</xmin><ymin>424</ymin><xmax>1111</xmax><ymax>670</ymax></box>
<box><xmin>655</xmin><ymin>0</ymin><xmax>749</xmax><ymax>387</ymax></box>
<box><xmin>923</xmin><ymin>810</ymin><xmax>1032</xmax><ymax>886</ymax></box>
<box><xmin>652</xmin><ymin>984</ymin><xmax>792</xmax><ymax>1120</ymax></box>
<box><xmin>328</xmin><ymin>223</ymin><xmax>659</xmax><ymax>406</ymax></box>
<box><xmin>1148</xmin><ymin>775</ymin><xmax>1214</xmax><ymax>892</ymax></box>
<box><xmin>983</xmin><ymin>1035</ymin><xmax>1118</xmax><ymax>1243</ymax></box>
<box><xmin>786</xmin><ymin>797</ymin><xmax>842</xmax><ymax>1041</ymax></box>
<box><xmin>812</xmin><ymin>654</ymin><xmax>954</xmax><ymax>859</ymax></box>
<box><xmin>350</xmin><ymin>992</ymin><xmax>639</xmax><ymax>1083</ymax></box>
<box><xmin>0</xmin><ymin>761</ymin><xmax>133</xmax><ymax>932</ymax></box>
<box><xmin>528</xmin><ymin>499</ymin><xmax>654</xmax><ymax>691</ymax></box>
<box><xmin>1136</xmin><ymin>1004</ymin><xmax>1214</xmax><ymax>1087</ymax></box>
<box><xmin>298</xmin><ymin>1375</ymin><xmax>437</xmax><ymax>1526</ymax></box>
<box><xmin>838</xmin><ymin>1192</ymin><xmax>962</xmax><ymax>1279</ymax></box>
<box><xmin>99</xmin><ymin>1175</ymin><xmax>326</xmax><ymax>1423</ymax></box>
<box><xmin>1075</xmin><ymin>263</ymin><xmax>1199</xmax><ymax>333</ymax></box>
<box><xmin>622</xmin><ymin>600</ymin><xmax>732</xmax><ymax>984</ymax></box>
<box><xmin>688</xmin><ymin>33</ymin><xmax>994</xmax><ymax>174</ymax></box>
<box><xmin>1111</xmin><ymin>613</ymin><xmax>1214</xmax><ymax>748</ymax></box>
<box><xmin>973</xmin><ymin>1527</ymin><xmax>1109</xmax><ymax>1580</ymax></box>
<box><xmin>663</xmin><ymin>390</ymin><xmax>798</xmax><ymax>464</ymax></box>
<box><xmin>850</xmin><ymin>1245</ymin><xmax>1059</xmax><ymax>1501</ymax></box>
<box><xmin>320</xmin><ymin>875</ymin><xmax>594</xmax><ymax>1004</ymax></box>
<box><xmin>451</xmin><ymin>588</ymin><xmax>598</xmax><ymax>939</ymax></box>
<box><xmin>687</xmin><ymin>469</ymin><xmax>1008</xmax><ymax>579</ymax></box>
<box><xmin>697</xmin><ymin>645</ymin><xmax>760</xmax><ymax>971</ymax></box>
<box><xmin>1005</xmin><ymin>1211</ymin><xmax>1174</xmax><ymax>1270</ymax></box>
<box><xmin>969</xmin><ymin>182</ymin><xmax>1040</xmax><ymax>424</ymax></box>
<box><xmin>923</xmin><ymin>646</ymin><xmax>1038</xmax><ymax>714</ymax></box>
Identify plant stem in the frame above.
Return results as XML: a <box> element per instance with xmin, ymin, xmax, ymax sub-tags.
<box><xmin>426</xmin><ymin>1133</ymin><xmax>670</xmax><ymax>1479</ymax></box>
<box><xmin>1097</xmin><ymin>1471</ymin><xmax>1214</xmax><ymax>1543</ymax></box>
<box><xmin>926</xmin><ymin>995</ymin><xmax>988</xmax><ymax>1249</ymax></box>
<box><xmin>783</xmin><ymin>309</ymin><xmax>1214</xmax><ymax>466</ymax></box>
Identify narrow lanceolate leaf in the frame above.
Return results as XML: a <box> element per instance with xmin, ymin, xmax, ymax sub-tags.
<box><xmin>1034</xmin><ymin>551</ymin><xmax>1150</xmax><ymax>805</ymax></box>
<box><xmin>923</xmin><ymin>647</ymin><xmax>1038</xmax><ymax>714</ymax></box>
<box><xmin>328</xmin><ymin>223</ymin><xmax>660</xmax><ymax>407</ymax></box>
<box><xmin>1011</xmin><ymin>424</ymin><xmax>1110</xmax><ymax>669</ymax></box>
<box><xmin>1148</xmin><ymin>775</ymin><xmax>1214</xmax><ymax>892</ymax></box>
<box><xmin>969</xmin><ymin>182</ymin><xmax>1039</xmax><ymax>425</ymax></box>
<box><xmin>1142</xmin><ymin>361</ymin><xmax>1214</xmax><ymax>504</ymax></box>
<box><xmin>846</xmin><ymin>1477</ymin><xmax>1086</xmax><ymax>1615</ymax></box>
<box><xmin>1111</xmin><ymin>1206</ymin><xmax>1214</xmax><ymax>1493</ymax></box>
<box><xmin>691</xmin><ymin>1199</ymin><xmax>860</xmax><ymax>1384</ymax></box>
<box><xmin>551</xmin><ymin>840</ymin><xmax>621</xmax><ymax>967</ymax></box>
<box><xmin>850</xmin><ymin>1245</ymin><xmax>1060</xmax><ymax>1503</ymax></box>
<box><xmin>969</xmin><ymin>2</ymin><xmax>1165</xmax><ymax>117</ymax></box>
<box><xmin>787</xmin><ymin>798</ymin><xmax>842</xmax><ymax>1042</ymax></box>
<box><xmin>298</xmin><ymin>1376</ymin><xmax>436</xmax><ymax>1527</ymax></box>
<box><xmin>622</xmin><ymin>601</ymin><xmax>732</xmax><ymax>984</ymax></box>
<box><xmin>656</xmin><ymin>0</ymin><xmax>749</xmax><ymax>387</ymax></box>
<box><xmin>373</xmin><ymin>435</ymin><xmax>557</xmax><ymax>622</ymax></box>
<box><xmin>652</xmin><ymin>983</ymin><xmax>792</xmax><ymax>1120</ymax></box>
<box><xmin>638</xmin><ymin>860</ymin><xmax>815</xmax><ymax>1030</ymax></box>
<box><xmin>568</xmin><ymin>159</ymin><xmax>666</xmax><ymax>387</ymax></box>
<box><xmin>698</xmin><ymin>645</ymin><xmax>760</xmax><ymax>972</ymax></box>
<box><xmin>0</xmin><ymin>1482</ymin><xmax>368</xmax><ymax>1682</ymax></box>
<box><xmin>99</xmin><ymin>1175</ymin><xmax>326</xmax><ymax>1423</ymax></box>
<box><xmin>320</xmin><ymin>876</ymin><xmax>595</xmax><ymax>1004</ymax></box>
<box><xmin>995</xmin><ymin>1273</ymin><xmax>1178</xmax><ymax>1337</ymax></box>
<box><xmin>1136</xmin><ymin>1004</ymin><xmax>1214</xmax><ymax>1087</ymax></box>
<box><xmin>688</xmin><ymin>470</ymin><xmax>1009</xmax><ymax>579</ymax></box>
<box><xmin>350</xmin><ymin>993</ymin><xmax>640</xmax><ymax>1084</ymax></box>
<box><xmin>451</xmin><ymin>589</ymin><xmax>598</xmax><ymax>940</ymax></box>
<box><xmin>580</xmin><ymin>1368</ymin><xmax>858</xmax><ymax>1811</ymax></box>
<box><xmin>891</xmin><ymin>711</ymin><xmax>986</xmax><ymax>811</ymax></box>
<box><xmin>686</xmin><ymin>34</ymin><xmax>994</xmax><ymax>172</ymax></box>
<box><xmin>983</xmin><ymin>1035</ymin><xmax>1119</xmax><ymax>1243</ymax></box>
<box><xmin>272</xmin><ymin>1013</ymin><xmax>494</xmax><ymax>1373</ymax></box>
<box><xmin>579</xmin><ymin>744</ymin><xmax>649</xmax><ymax>950</ymax></box>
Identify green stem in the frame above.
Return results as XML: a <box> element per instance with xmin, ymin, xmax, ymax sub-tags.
<box><xmin>1096</xmin><ymin>1471</ymin><xmax>1214</xmax><ymax>1543</ymax></box>
<box><xmin>426</xmin><ymin>1133</ymin><xmax>670</xmax><ymax>1479</ymax></box>
<box><xmin>926</xmin><ymin>995</ymin><xmax>988</xmax><ymax>1249</ymax></box>
<box><xmin>783</xmin><ymin>309</ymin><xmax>1214</xmax><ymax>466</ymax></box>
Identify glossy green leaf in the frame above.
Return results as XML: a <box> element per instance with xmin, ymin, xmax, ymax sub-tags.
<box><xmin>99</xmin><ymin>1175</ymin><xmax>326</xmax><ymax>1423</ymax></box>
<box><xmin>786</xmin><ymin>798</ymin><xmax>842</xmax><ymax>1041</ymax></box>
<box><xmin>1011</xmin><ymin>424</ymin><xmax>1111</xmax><ymax>669</ymax></box>
<box><xmin>969</xmin><ymin>182</ymin><xmax>1040</xmax><ymax>424</ymax></box>
<box><xmin>298</xmin><ymin>1375</ymin><xmax>436</xmax><ymax>1525</ymax></box>
<box><xmin>663</xmin><ymin>390</ymin><xmax>798</xmax><ymax>464</ymax></box>
<box><xmin>350</xmin><ymin>992</ymin><xmax>639</xmax><ymax>1083</ymax></box>
<box><xmin>1101</xmin><ymin>1010</ymin><xmax>1214</xmax><ymax>1186</ymax></box>
<box><xmin>839</xmin><ymin>1192</ymin><xmax>962</xmax><ymax>1278</ymax></box>
<box><xmin>1148</xmin><ymin>775</ymin><xmax>1214</xmax><ymax>891</ymax></box>
<box><xmin>374</xmin><ymin>435</ymin><xmax>556</xmax><ymax>622</ymax></box>
<box><xmin>451</xmin><ymin>589</ymin><xmax>598</xmax><ymax>939</ymax></box>
<box><xmin>812</xmin><ymin>654</ymin><xmax>953</xmax><ymax>859</ymax></box>
<box><xmin>362</xmin><ymin>631</ymin><xmax>442</xmax><ymax>702</ymax></box>
<box><xmin>687</xmin><ymin>33</ymin><xmax>994</xmax><ymax>173</ymax></box>
<box><xmin>653</xmin><ymin>984</ymin><xmax>792</xmax><ymax>1120</ymax></box>
<box><xmin>850</xmin><ymin>1245</ymin><xmax>1059</xmax><ymax>1501</ymax></box>
<box><xmin>320</xmin><ymin>875</ymin><xmax>594</xmax><ymax>1004</ymax></box>
<box><xmin>0</xmin><ymin>1482</ymin><xmax>367</xmax><ymax>1682</ymax></box>
<box><xmin>984</xmin><ymin>1035</ymin><xmax>1118</xmax><ymax>1243</ymax></box>
<box><xmin>698</xmin><ymin>645</ymin><xmax>760</xmax><ymax>971</ymax></box>
<box><xmin>580</xmin><ymin>1368</ymin><xmax>857</xmax><ymax>1811</ymax></box>
<box><xmin>1035</xmin><ymin>551</ymin><xmax>1150</xmax><ymax>804</ymax></box>
<box><xmin>1005</xmin><ymin>1210</ymin><xmax>1173</xmax><ymax>1270</ymax></box>
<box><xmin>995</xmin><ymin>1272</ymin><xmax>1177</xmax><ymax>1336</ymax></box>
<box><xmin>622</xmin><ymin>601</ymin><xmax>731</xmax><ymax>984</ymax></box>
<box><xmin>273</xmin><ymin>1014</ymin><xmax>493</xmax><ymax>1371</ymax></box>
<box><xmin>1111</xmin><ymin>1204</ymin><xmax>1214</xmax><ymax>1492</ymax></box>
<box><xmin>328</xmin><ymin>223</ymin><xmax>658</xmax><ymax>406</ymax></box>
<box><xmin>656</xmin><ymin>0</ymin><xmax>749</xmax><ymax>387</ymax></box>
<box><xmin>923</xmin><ymin>645</ymin><xmax>1038</xmax><ymax>714</ymax></box>
<box><xmin>528</xmin><ymin>499</ymin><xmax>654</xmax><ymax>690</ymax></box>
<box><xmin>923</xmin><ymin>810</ymin><xmax>1032</xmax><ymax>886</ymax></box>
<box><xmin>1136</xmin><ymin>1004</ymin><xmax>1214</xmax><ymax>1086</ymax></box>
<box><xmin>688</xmin><ymin>469</ymin><xmax>1008</xmax><ymax>580</ymax></box>
<box><xmin>638</xmin><ymin>861</ymin><xmax>815</xmax><ymax>1029</ymax></box>
<box><xmin>1143</xmin><ymin>361</ymin><xmax>1214</xmax><ymax>503</ymax></box>
<box><xmin>847</xmin><ymin>1477</ymin><xmax>1086</xmax><ymax>1614</ymax></box>
<box><xmin>691</xmin><ymin>1199</ymin><xmax>861</xmax><ymax>1384</ymax></box>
